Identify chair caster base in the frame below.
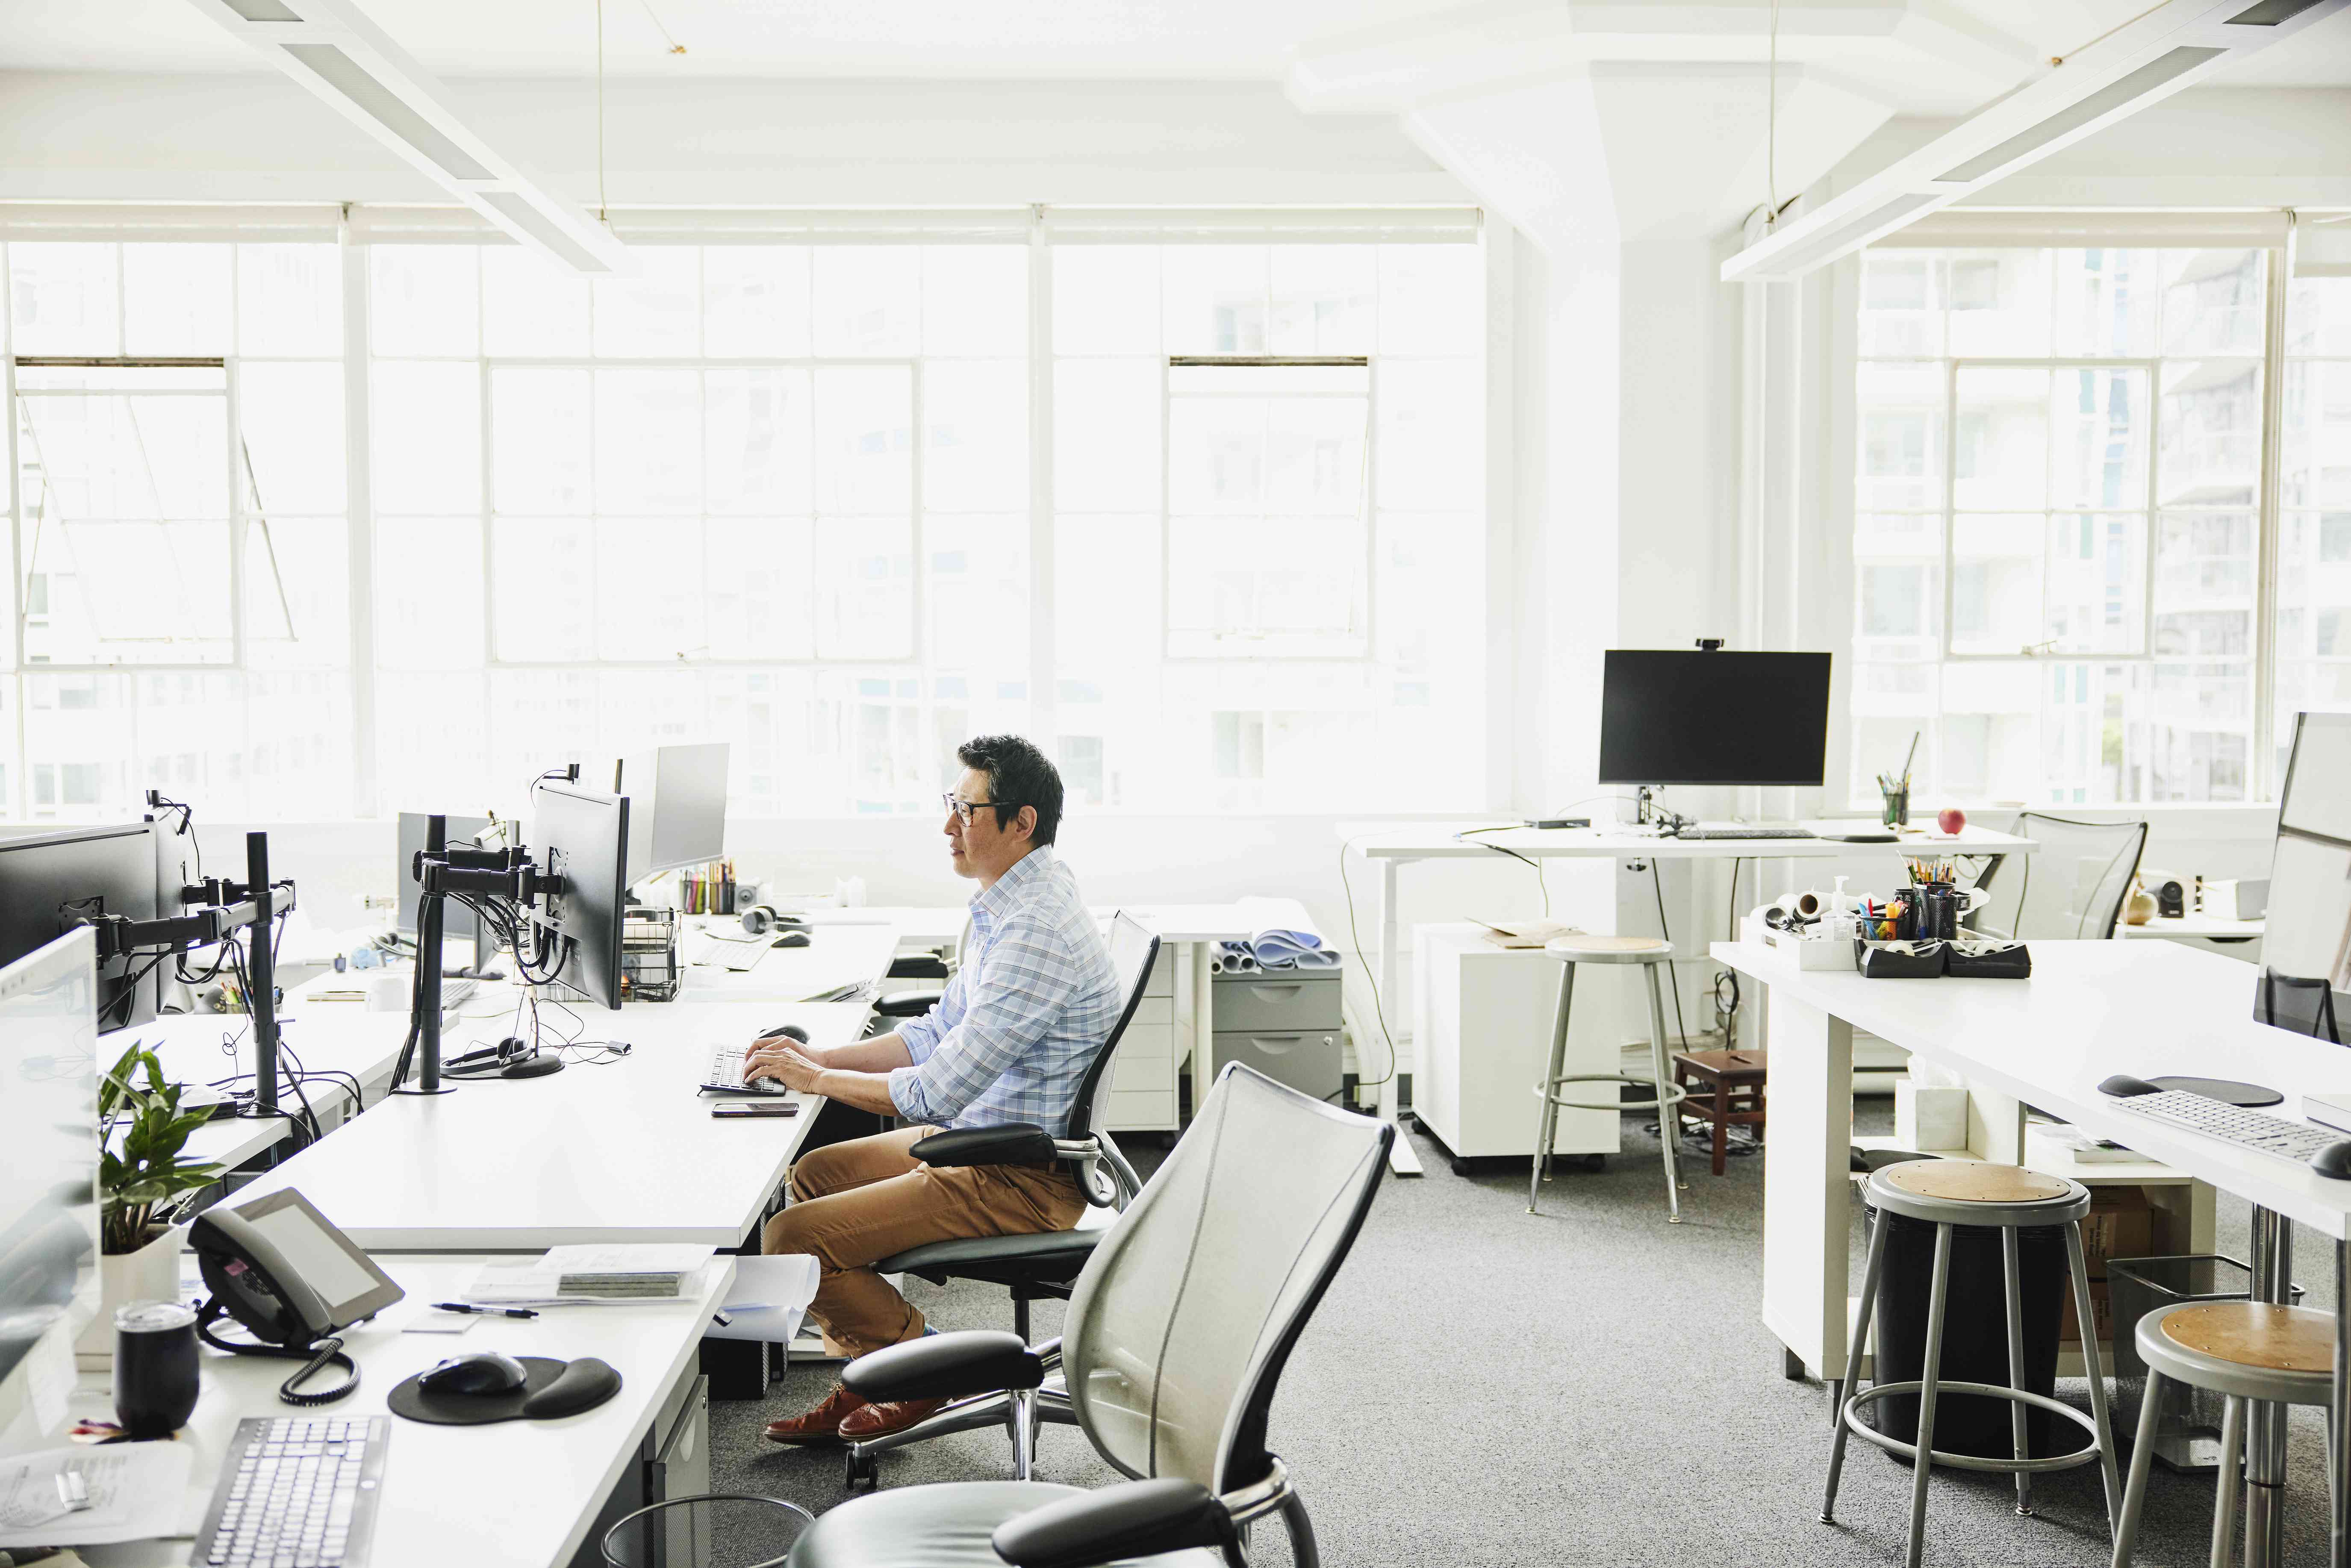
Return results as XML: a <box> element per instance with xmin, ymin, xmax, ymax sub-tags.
<box><xmin>844</xmin><ymin>1451</ymin><xmax>878</xmax><ymax>1492</ymax></box>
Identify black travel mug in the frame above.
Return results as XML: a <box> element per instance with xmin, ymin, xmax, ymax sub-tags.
<box><xmin>114</xmin><ymin>1300</ymin><xmax>200</xmax><ymax>1439</ymax></box>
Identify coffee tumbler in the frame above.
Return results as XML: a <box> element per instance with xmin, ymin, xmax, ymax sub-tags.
<box><xmin>115</xmin><ymin>1300</ymin><xmax>200</xmax><ymax>1439</ymax></box>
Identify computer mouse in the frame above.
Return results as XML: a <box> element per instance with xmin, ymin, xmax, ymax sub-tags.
<box><xmin>2098</xmin><ymin>1074</ymin><xmax>2162</xmax><ymax>1097</ymax></box>
<box><xmin>757</xmin><ymin>1024</ymin><xmax>810</xmax><ymax>1045</ymax></box>
<box><xmin>2313</xmin><ymin>1142</ymin><xmax>2351</xmax><ymax>1181</ymax></box>
<box><xmin>773</xmin><ymin>932</ymin><xmax>812</xmax><ymax>948</ymax></box>
<box><xmin>418</xmin><ymin>1350</ymin><xmax>530</xmax><ymax>1397</ymax></box>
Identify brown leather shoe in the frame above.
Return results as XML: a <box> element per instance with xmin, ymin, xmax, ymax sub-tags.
<box><xmin>837</xmin><ymin>1396</ymin><xmax>951</xmax><ymax>1442</ymax></box>
<box><xmin>763</xmin><ymin>1383</ymin><xmax>870</xmax><ymax>1445</ymax></box>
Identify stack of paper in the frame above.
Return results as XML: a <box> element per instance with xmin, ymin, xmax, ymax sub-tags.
<box><xmin>471</xmin><ymin>1244</ymin><xmax>718</xmax><ymax>1306</ymax></box>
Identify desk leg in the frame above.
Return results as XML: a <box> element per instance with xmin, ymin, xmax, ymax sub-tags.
<box><xmin>1371</xmin><ymin>858</ymin><xmax>1422</xmax><ymax>1177</ymax></box>
<box><xmin>1760</xmin><ymin>989</ymin><xmax>1853</xmax><ymax>1380</ymax></box>
<box><xmin>2333</xmin><ymin>1238</ymin><xmax>2348</xmax><ymax>1568</ymax></box>
<box><xmin>2247</xmin><ymin>1206</ymin><xmax>2292</xmax><ymax>1568</ymax></box>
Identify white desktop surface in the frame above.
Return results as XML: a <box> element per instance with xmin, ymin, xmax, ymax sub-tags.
<box><xmin>1340</xmin><ymin>820</ymin><xmax>2037</xmax><ymax>859</ymax></box>
<box><xmin>1712</xmin><ymin>937</ymin><xmax>2351</xmax><ymax>1239</ymax></box>
<box><xmin>74</xmin><ymin>1256</ymin><xmax>733</xmax><ymax>1568</ymax></box>
<box><xmin>2122</xmin><ymin>912</ymin><xmax>2266</xmax><ymax>941</ymax></box>
<box><xmin>673</xmin><ymin>922</ymin><xmax>899</xmax><ymax>1001</ymax></box>
<box><xmin>224</xmin><ymin>1000</ymin><xmax>863</xmax><ymax>1250</ymax></box>
<box><xmin>766</xmin><ymin>900</ymin><xmax>1319</xmax><ymax>947</ymax></box>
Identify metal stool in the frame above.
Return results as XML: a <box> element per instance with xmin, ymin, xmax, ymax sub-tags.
<box><xmin>1528</xmin><ymin>933</ymin><xmax>1688</xmax><ymax>1222</ymax></box>
<box><xmin>1822</xmin><ymin>1160</ymin><xmax>2121</xmax><ymax>1568</ymax></box>
<box><xmin>2111</xmin><ymin>1301</ymin><xmax>2336</xmax><ymax>1568</ymax></box>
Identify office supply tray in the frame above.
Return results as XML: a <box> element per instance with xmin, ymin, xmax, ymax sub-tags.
<box><xmin>1853</xmin><ymin>939</ymin><xmax>1945</xmax><ymax>978</ymax></box>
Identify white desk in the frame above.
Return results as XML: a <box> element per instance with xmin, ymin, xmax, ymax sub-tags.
<box><xmin>1712</xmin><ymin>936</ymin><xmax>2351</xmax><ymax>1568</ymax></box>
<box><xmin>672</xmin><ymin>922</ymin><xmax>901</xmax><ymax>1003</ymax></box>
<box><xmin>1341</xmin><ymin>821</ymin><xmax>2038</xmax><ymax>1173</ymax></box>
<box><xmin>76</xmin><ymin>1256</ymin><xmax>733</xmax><ymax>1568</ymax></box>
<box><xmin>224</xmin><ymin>1000</ymin><xmax>863</xmax><ymax>1250</ymax></box>
<box><xmin>2123</xmin><ymin>912</ymin><xmax>2266</xmax><ymax>945</ymax></box>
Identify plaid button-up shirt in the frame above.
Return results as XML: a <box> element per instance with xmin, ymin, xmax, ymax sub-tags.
<box><xmin>888</xmin><ymin>846</ymin><xmax>1120</xmax><ymax>1135</ymax></box>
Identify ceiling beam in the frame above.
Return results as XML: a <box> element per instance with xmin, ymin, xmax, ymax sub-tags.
<box><xmin>178</xmin><ymin>0</ymin><xmax>631</xmax><ymax>275</ymax></box>
<box><xmin>1722</xmin><ymin>0</ymin><xmax>2351</xmax><ymax>281</ymax></box>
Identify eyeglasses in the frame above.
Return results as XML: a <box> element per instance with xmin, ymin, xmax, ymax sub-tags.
<box><xmin>942</xmin><ymin>793</ymin><xmax>1025</xmax><ymax>824</ymax></box>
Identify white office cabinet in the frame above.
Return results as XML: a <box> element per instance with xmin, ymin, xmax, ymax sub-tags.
<box><xmin>1103</xmin><ymin>945</ymin><xmax>1180</xmax><ymax>1133</ymax></box>
<box><xmin>1410</xmin><ymin>924</ymin><xmax>1623</xmax><ymax>1170</ymax></box>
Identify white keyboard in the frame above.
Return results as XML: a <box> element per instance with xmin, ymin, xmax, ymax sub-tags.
<box><xmin>194</xmin><ymin>1416</ymin><xmax>386</xmax><ymax>1568</ymax></box>
<box><xmin>706</xmin><ymin>1045</ymin><xmax>787</xmax><ymax>1093</ymax></box>
<box><xmin>2109</xmin><ymin>1091</ymin><xmax>2342</xmax><ymax>1165</ymax></box>
<box><xmin>694</xmin><ymin>933</ymin><xmax>771</xmax><ymax>972</ymax></box>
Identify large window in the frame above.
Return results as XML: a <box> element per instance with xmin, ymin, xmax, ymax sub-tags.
<box><xmin>1850</xmin><ymin>244</ymin><xmax>2351</xmax><ymax>806</ymax></box>
<box><xmin>3</xmin><ymin>224</ymin><xmax>1489</xmax><ymax>822</ymax></box>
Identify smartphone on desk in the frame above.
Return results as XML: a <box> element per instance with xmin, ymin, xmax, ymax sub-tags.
<box><xmin>713</xmin><ymin>1100</ymin><xmax>801</xmax><ymax>1118</ymax></box>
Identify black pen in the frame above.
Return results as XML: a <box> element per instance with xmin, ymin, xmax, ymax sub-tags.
<box><xmin>430</xmin><ymin>1301</ymin><xmax>540</xmax><ymax>1319</ymax></box>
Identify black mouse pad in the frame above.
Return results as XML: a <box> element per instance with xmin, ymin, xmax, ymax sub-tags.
<box><xmin>389</xmin><ymin>1356</ymin><xmax>620</xmax><ymax>1425</ymax></box>
<box><xmin>2149</xmin><ymin>1075</ymin><xmax>2283</xmax><ymax>1108</ymax></box>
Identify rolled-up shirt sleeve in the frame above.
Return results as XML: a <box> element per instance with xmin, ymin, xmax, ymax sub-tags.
<box><xmin>893</xmin><ymin>961</ymin><xmax>968</xmax><ymax>1067</ymax></box>
<box><xmin>888</xmin><ymin>915</ymin><xmax>1079</xmax><ymax>1125</ymax></box>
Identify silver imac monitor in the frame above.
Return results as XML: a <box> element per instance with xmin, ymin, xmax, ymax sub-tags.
<box><xmin>617</xmin><ymin>742</ymin><xmax>729</xmax><ymax>880</ymax></box>
<box><xmin>0</xmin><ymin>927</ymin><xmax>101</xmax><ymax>1453</ymax></box>
<box><xmin>2254</xmin><ymin>711</ymin><xmax>2351</xmax><ymax>1041</ymax></box>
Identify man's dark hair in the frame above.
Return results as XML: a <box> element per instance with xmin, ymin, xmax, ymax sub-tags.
<box><xmin>956</xmin><ymin>734</ymin><xmax>1064</xmax><ymax>847</ymax></box>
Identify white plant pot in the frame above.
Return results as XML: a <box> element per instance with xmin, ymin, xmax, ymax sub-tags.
<box><xmin>76</xmin><ymin>1224</ymin><xmax>187</xmax><ymax>1371</ymax></box>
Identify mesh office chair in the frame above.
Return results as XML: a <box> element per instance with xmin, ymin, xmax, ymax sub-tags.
<box><xmin>1971</xmin><ymin>813</ymin><xmax>2148</xmax><ymax>940</ymax></box>
<box><xmin>789</xmin><ymin>1063</ymin><xmax>1391</xmax><ymax>1568</ymax></box>
<box><xmin>842</xmin><ymin>911</ymin><xmax>1161</xmax><ymax>1489</ymax></box>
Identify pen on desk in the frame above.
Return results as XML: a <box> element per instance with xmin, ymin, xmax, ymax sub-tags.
<box><xmin>430</xmin><ymin>1301</ymin><xmax>540</xmax><ymax>1319</ymax></box>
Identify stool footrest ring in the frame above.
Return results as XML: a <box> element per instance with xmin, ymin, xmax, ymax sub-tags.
<box><xmin>1838</xmin><ymin>1381</ymin><xmax>2105</xmax><ymax>1476</ymax></box>
<box><xmin>1535</xmin><ymin>1075</ymin><xmax>1689</xmax><ymax>1116</ymax></box>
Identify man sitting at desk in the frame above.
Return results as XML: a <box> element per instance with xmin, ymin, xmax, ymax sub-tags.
<box><xmin>739</xmin><ymin>734</ymin><xmax>1120</xmax><ymax>1447</ymax></box>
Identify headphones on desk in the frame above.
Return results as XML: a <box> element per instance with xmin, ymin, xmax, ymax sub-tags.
<box><xmin>444</xmin><ymin>1036</ymin><xmax>566</xmax><ymax>1080</ymax></box>
<box><xmin>739</xmin><ymin>904</ymin><xmax>810</xmax><ymax>938</ymax></box>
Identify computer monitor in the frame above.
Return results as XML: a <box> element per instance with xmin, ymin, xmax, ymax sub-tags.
<box><xmin>529</xmin><ymin>781</ymin><xmax>630</xmax><ymax>1011</ymax></box>
<box><xmin>617</xmin><ymin>742</ymin><xmax>729</xmax><ymax>880</ymax></box>
<box><xmin>0</xmin><ymin>822</ymin><xmax>167</xmax><ymax>1029</ymax></box>
<box><xmin>2253</xmin><ymin>712</ymin><xmax>2351</xmax><ymax>1040</ymax></box>
<box><xmin>0</xmin><ymin>928</ymin><xmax>101</xmax><ymax>1452</ymax></box>
<box><xmin>396</xmin><ymin>812</ymin><xmax>492</xmax><ymax>965</ymax></box>
<box><xmin>1597</xmin><ymin>650</ymin><xmax>1833</xmax><ymax>788</ymax></box>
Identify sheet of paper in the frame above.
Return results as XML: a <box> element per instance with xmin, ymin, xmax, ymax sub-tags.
<box><xmin>0</xmin><ymin>1442</ymin><xmax>194</xmax><ymax>1548</ymax></box>
<box><xmin>544</xmin><ymin>1244</ymin><xmax>715</xmax><ymax>1276</ymax></box>
<box><xmin>469</xmin><ymin>1253</ymin><xmax>721</xmax><ymax>1306</ymax></box>
<box><xmin>706</xmin><ymin>1254</ymin><xmax>819</xmax><ymax>1343</ymax></box>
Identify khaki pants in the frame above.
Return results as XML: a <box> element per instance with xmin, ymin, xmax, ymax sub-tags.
<box><xmin>762</xmin><ymin>1127</ymin><xmax>1085</xmax><ymax>1358</ymax></box>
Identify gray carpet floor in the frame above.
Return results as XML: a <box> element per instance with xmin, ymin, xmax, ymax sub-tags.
<box><xmin>707</xmin><ymin>1107</ymin><xmax>2343</xmax><ymax>1566</ymax></box>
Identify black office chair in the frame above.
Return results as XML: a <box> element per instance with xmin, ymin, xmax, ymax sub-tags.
<box><xmin>873</xmin><ymin>914</ymin><xmax>972</xmax><ymax>1021</ymax></box>
<box><xmin>1972</xmin><ymin>813</ymin><xmax>2149</xmax><ymax>940</ymax></box>
<box><xmin>842</xmin><ymin>910</ymin><xmax>1161</xmax><ymax>1489</ymax></box>
<box><xmin>2260</xmin><ymin>969</ymin><xmax>2342</xmax><ymax>1044</ymax></box>
<box><xmin>791</xmin><ymin>1063</ymin><xmax>1391</xmax><ymax>1568</ymax></box>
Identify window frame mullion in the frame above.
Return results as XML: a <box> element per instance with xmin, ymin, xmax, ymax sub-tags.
<box><xmin>2253</xmin><ymin>238</ymin><xmax>2292</xmax><ymax>799</ymax></box>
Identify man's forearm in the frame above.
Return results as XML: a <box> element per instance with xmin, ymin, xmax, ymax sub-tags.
<box><xmin>810</xmin><ymin>1032</ymin><xmax>916</xmax><ymax>1074</ymax></box>
<box><xmin>811</xmin><ymin>1067</ymin><xmax>903</xmax><ymax>1118</ymax></box>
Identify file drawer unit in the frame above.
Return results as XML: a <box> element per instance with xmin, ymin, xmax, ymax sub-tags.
<box><xmin>1211</xmin><ymin>968</ymin><xmax>1344</xmax><ymax>1103</ymax></box>
<box><xmin>1411</xmin><ymin>923</ymin><xmax>1622</xmax><ymax>1173</ymax></box>
<box><xmin>1103</xmin><ymin>945</ymin><xmax>1180</xmax><ymax>1133</ymax></box>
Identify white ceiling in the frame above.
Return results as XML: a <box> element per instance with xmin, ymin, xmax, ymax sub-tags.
<box><xmin>11</xmin><ymin>0</ymin><xmax>2345</xmax><ymax>86</ymax></box>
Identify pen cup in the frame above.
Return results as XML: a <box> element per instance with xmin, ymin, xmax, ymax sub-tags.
<box><xmin>1880</xmin><ymin>783</ymin><xmax>1909</xmax><ymax>831</ymax></box>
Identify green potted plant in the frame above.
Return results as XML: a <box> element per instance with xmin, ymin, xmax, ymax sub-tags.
<box><xmin>75</xmin><ymin>1041</ymin><xmax>224</xmax><ymax>1368</ymax></box>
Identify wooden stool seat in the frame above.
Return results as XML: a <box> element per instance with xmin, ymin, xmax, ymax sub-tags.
<box><xmin>2158</xmin><ymin>1302</ymin><xmax>2334</xmax><ymax>1374</ymax></box>
<box><xmin>1670</xmin><ymin>1048</ymin><xmax>1767</xmax><ymax>1177</ymax></box>
<box><xmin>1544</xmin><ymin>933</ymin><xmax>1672</xmax><ymax>965</ymax></box>
<box><xmin>1882</xmin><ymin>1160</ymin><xmax>2071</xmax><ymax>1205</ymax></box>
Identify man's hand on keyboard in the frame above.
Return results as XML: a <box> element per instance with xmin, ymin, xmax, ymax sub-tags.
<box><xmin>744</xmin><ymin>1039</ymin><xmax>823</xmax><ymax>1092</ymax></box>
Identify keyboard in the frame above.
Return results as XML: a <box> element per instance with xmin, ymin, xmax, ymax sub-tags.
<box><xmin>2107</xmin><ymin>1091</ymin><xmax>2341</xmax><ymax>1165</ymax></box>
<box><xmin>693</xmin><ymin>933</ymin><xmax>770</xmax><ymax>972</ymax></box>
<box><xmin>194</xmin><ymin>1416</ymin><xmax>386</xmax><ymax>1568</ymax></box>
<box><xmin>1676</xmin><ymin>824</ymin><xmax>1817</xmax><ymax>841</ymax></box>
<box><xmin>706</xmin><ymin>1044</ymin><xmax>787</xmax><ymax>1093</ymax></box>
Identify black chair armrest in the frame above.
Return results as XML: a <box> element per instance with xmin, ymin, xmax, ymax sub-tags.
<box><xmin>873</xmin><ymin>988</ymin><xmax>945</xmax><ymax>1018</ymax></box>
<box><xmin>910</xmin><ymin>1124</ymin><xmax>1057</xmax><ymax>1167</ymax></box>
<box><xmin>842</xmin><ymin>1329</ymin><xmax>1042</xmax><ymax>1402</ymax></box>
<box><xmin>991</xmin><ymin>1480</ymin><xmax>1235</xmax><ymax>1568</ymax></box>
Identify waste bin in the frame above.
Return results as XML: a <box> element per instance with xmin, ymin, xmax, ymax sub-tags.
<box><xmin>1864</xmin><ymin>1199</ymin><xmax>2076</xmax><ymax>1458</ymax></box>
<box><xmin>2108</xmin><ymin>1254</ymin><xmax>2304</xmax><ymax>1472</ymax></box>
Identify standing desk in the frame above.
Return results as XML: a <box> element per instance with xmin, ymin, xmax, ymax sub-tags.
<box><xmin>74</xmin><ymin>1257</ymin><xmax>734</xmax><ymax>1568</ymax></box>
<box><xmin>1713</xmin><ymin>936</ymin><xmax>2351</xmax><ymax>1568</ymax></box>
<box><xmin>1341</xmin><ymin>822</ymin><xmax>2038</xmax><ymax>1173</ymax></box>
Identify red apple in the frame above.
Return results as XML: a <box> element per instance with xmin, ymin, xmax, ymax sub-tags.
<box><xmin>1938</xmin><ymin>806</ymin><xmax>1967</xmax><ymax>836</ymax></box>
